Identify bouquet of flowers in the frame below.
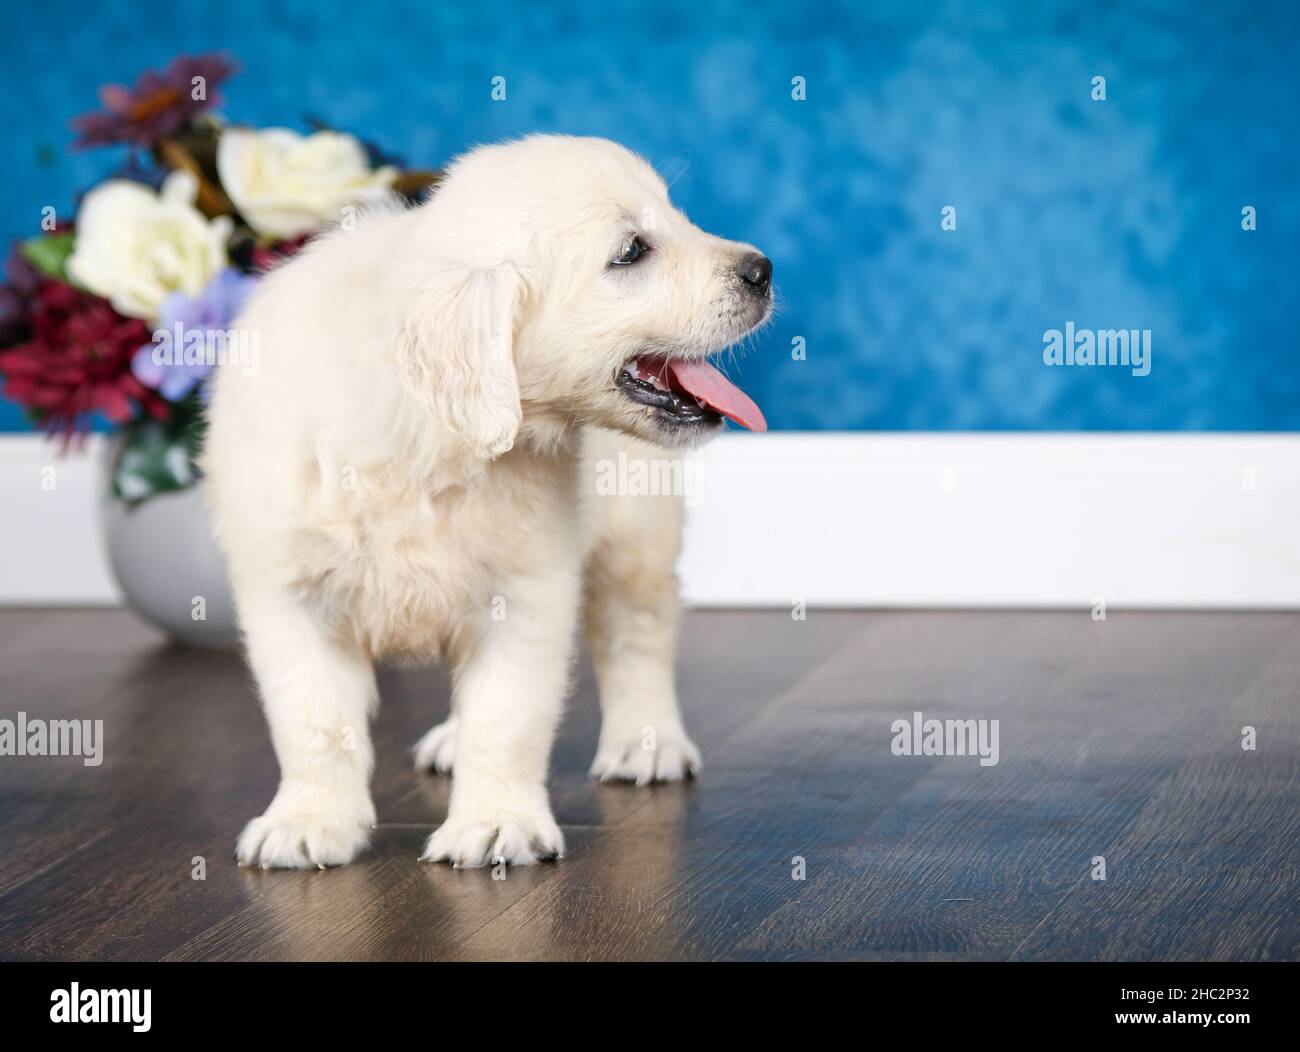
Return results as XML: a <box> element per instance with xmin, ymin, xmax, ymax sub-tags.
<box><xmin>0</xmin><ymin>54</ymin><xmax>439</xmax><ymax>501</ymax></box>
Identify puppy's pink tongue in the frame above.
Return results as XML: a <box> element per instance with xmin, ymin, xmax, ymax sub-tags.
<box><xmin>666</xmin><ymin>359</ymin><xmax>767</xmax><ymax>433</ymax></box>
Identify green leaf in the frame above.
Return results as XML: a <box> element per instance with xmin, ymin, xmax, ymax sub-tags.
<box><xmin>111</xmin><ymin>396</ymin><xmax>206</xmax><ymax>504</ymax></box>
<box><xmin>20</xmin><ymin>231</ymin><xmax>78</xmax><ymax>283</ymax></box>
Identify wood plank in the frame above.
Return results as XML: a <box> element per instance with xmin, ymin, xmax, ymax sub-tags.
<box><xmin>732</xmin><ymin>613</ymin><xmax>1297</xmax><ymax>960</ymax></box>
<box><xmin>1011</xmin><ymin>620</ymin><xmax>1300</xmax><ymax>961</ymax></box>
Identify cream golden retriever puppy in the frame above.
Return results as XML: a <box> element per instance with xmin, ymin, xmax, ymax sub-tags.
<box><xmin>203</xmin><ymin>135</ymin><xmax>771</xmax><ymax>869</ymax></box>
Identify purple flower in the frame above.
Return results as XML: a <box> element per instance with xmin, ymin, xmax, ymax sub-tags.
<box><xmin>132</xmin><ymin>268</ymin><xmax>257</xmax><ymax>403</ymax></box>
<box><xmin>71</xmin><ymin>53</ymin><xmax>238</xmax><ymax>150</ymax></box>
<box><xmin>0</xmin><ymin>242</ymin><xmax>43</xmax><ymax>349</ymax></box>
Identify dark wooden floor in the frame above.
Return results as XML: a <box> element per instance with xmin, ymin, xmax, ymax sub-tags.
<box><xmin>0</xmin><ymin>608</ymin><xmax>1296</xmax><ymax>961</ymax></box>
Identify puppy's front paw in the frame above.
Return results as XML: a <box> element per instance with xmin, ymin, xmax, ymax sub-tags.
<box><xmin>420</xmin><ymin>808</ymin><xmax>564</xmax><ymax>868</ymax></box>
<box><xmin>236</xmin><ymin>790</ymin><xmax>375</xmax><ymax>870</ymax></box>
<box><xmin>590</xmin><ymin>727</ymin><xmax>701</xmax><ymax>785</ymax></box>
<box><xmin>412</xmin><ymin>716</ymin><xmax>458</xmax><ymax>774</ymax></box>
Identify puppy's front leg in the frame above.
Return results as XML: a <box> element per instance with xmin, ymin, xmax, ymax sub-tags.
<box><xmin>421</xmin><ymin>566</ymin><xmax>578</xmax><ymax>867</ymax></box>
<box><xmin>235</xmin><ymin>588</ymin><xmax>378</xmax><ymax>869</ymax></box>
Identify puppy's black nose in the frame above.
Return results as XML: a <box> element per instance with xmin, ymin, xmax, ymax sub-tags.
<box><xmin>737</xmin><ymin>253</ymin><xmax>772</xmax><ymax>296</ymax></box>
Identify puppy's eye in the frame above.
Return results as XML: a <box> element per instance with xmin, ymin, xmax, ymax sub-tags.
<box><xmin>611</xmin><ymin>236</ymin><xmax>648</xmax><ymax>266</ymax></box>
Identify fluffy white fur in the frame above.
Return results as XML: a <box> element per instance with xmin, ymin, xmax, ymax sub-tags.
<box><xmin>203</xmin><ymin>135</ymin><xmax>770</xmax><ymax>869</ymax></box>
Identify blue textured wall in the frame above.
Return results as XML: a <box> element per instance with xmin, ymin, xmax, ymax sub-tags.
<box><xmin>3</xmin><ymin>0</ymin><xmax>1298</xmax><ymax>431</ymax></box>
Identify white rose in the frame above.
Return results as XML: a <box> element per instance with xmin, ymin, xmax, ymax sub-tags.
<box><xmin>67</xmin><ymin>171</ymin><xmax>233</xmax><ymax>321</ymax></box>
<box><xmin>217</xmin><ymin>127</ymin><xmax>398</xmax><ymax>240</ymax></box>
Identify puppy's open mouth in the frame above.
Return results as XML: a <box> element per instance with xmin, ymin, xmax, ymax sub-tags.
<box><xmin>617</xmin><ymin>356</ymin><xmax>767</xmax><ymax>432</ymax></box>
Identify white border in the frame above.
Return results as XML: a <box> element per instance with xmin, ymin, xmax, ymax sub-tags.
<box><xmin>2</xmin><ymin>433</ymin><xmax>1298</xmax><ymax>608</ymax></box>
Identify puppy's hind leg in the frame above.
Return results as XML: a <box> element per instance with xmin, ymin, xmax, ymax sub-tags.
<box><xmin>234</xmin><ymin>586</ymin><xmax>378</xmax><ymax>869</ymax></box>
<box><xmin>583</xmin><ymin>441</ymin><xmax>700</xmax><ymax>785</ymax></box>
<box><xmin>412</xmin><ymin>711</ymin><xmax>458</xmax><ymax>775</ymax></box>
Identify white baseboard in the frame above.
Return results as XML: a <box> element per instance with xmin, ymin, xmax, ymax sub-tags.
<box><xmin>2</xmin><ymin>432</ymin><xmax>1297</xmax><ymax>608</ymax></box>
<box><xmin>1</xmin><ymin>435</ymin><xmax>121</xmax><ymax>605</ymax></box>
<box><xmin>679</xmin><ymin>433</ymin><xmax>1300</xmax><ymax>608</ymax></box>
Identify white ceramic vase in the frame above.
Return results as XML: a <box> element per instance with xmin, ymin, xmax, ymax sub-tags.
<box><xmin>100</xmin><ymin>440</ymin><xmax>238</xmax><ymax>648</ymax></box>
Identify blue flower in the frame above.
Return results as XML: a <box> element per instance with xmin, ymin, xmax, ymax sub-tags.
<box><xmin>132</xmin><ymin>267</ymin><xmax>257</xmax><ymax>402</ymax></box>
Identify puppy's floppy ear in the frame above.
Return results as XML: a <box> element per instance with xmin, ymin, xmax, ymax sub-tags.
<box><xmin>396</xmin><ymin>263</ymin><xmax>524</xmax><ymax>460</ymax></box>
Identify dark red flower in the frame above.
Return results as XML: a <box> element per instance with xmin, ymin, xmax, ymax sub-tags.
<box><xmin>248</xmin><ymin>233</ymin><xmax>311</xmax><ymax>273</ymax></box>
<box><xmin>0</xmin><ymin>281</ymin><xmax>169</xmax><ymax>443</ymax></box>
<box><xmin>71</xmin><ymin>53</ymin><xmax>238</xmax><ymax>150</ymax></box>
